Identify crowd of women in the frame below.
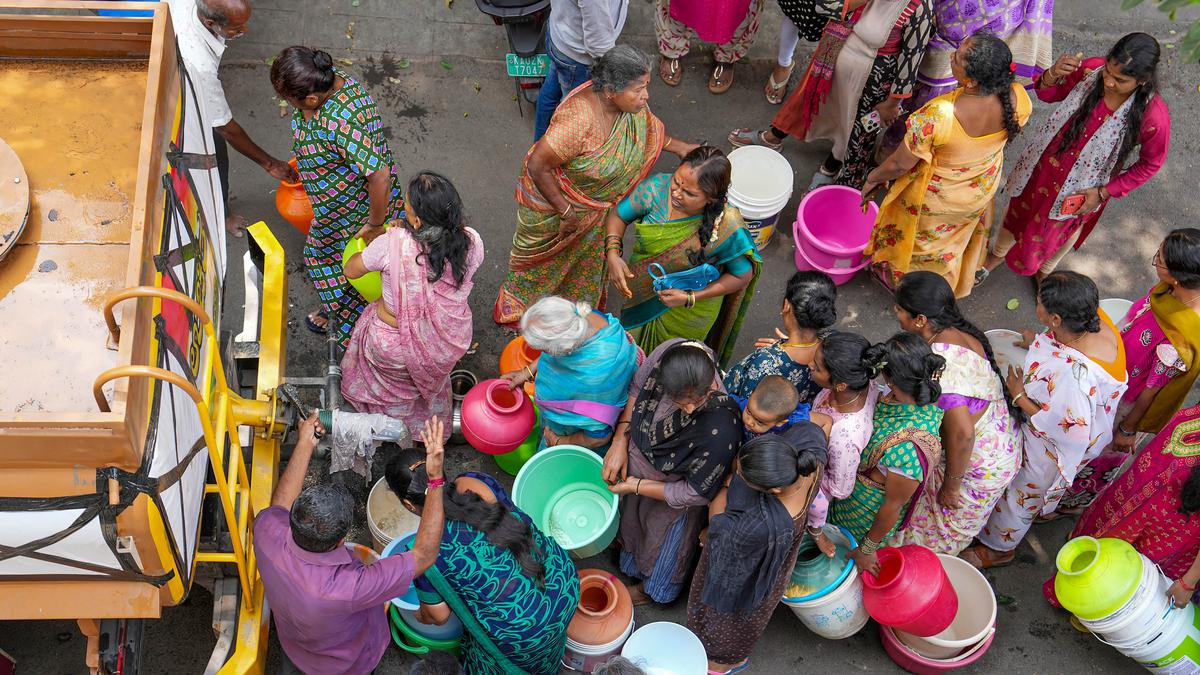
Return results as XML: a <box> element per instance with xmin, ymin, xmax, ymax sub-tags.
<box><xmin>256</xmin><ymin>2</ymin><xmax>1195</xmax><ymax>671</ymax></box>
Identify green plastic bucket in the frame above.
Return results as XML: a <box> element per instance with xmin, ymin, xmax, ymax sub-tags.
<box><xmin>513</xmin><ymin>444</ymin><xmax>618</xmax><ymax>559</ymax></box>
<box><xmin>388</xmin><ymin>604</ymin><xmax>461</xmax><ymax>657</ymax></box>
<box><xmin>495</xmin><ymin>405</ymin><xmax>541</xmax><ymax>476</ymax></box>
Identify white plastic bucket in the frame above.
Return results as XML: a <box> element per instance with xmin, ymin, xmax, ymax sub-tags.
<box><xmin>621</xmin><ymin>621</ymin><xmax>708</xmax><ymax>674</ymax></box>
<box><xmin>727</xmin><ymin>145</ymin><xmax>793</xmax><ymax>250</ymax></box>
<box><xmin>563</xmin><ymin>616</ymin><xmax>635</xmax><ymax>672</ymax></box>
<box><xmin>1102</xmin><ymin>601</ymin><xmax>1200</xmax><ymax>673</ymax></box>
<box><xmin>895</xmin><ymin>555</ymin><xmax>998</xmax><ymax>659</ymax></box>
<box><xmin>1100</xmin><ymin>297</ymin><xmax>1134</xmax><ymax>325</ymax></box>
<box><xmin>1082</xmin><ymin>555</ymin><xmax>1170</xmax><ymax>644</ymax></box>
<box><xmin>781</xmin><ymin>563</ymin><xmax>870</xmax><ymax>639</ymax></box>
<box><xmin>366</xmin><ymin>477</ymin><xmax>421</xmax><ymax>552</ymax></box>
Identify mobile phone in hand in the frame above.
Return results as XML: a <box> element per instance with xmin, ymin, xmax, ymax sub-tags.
<box><xmin>861</xmin><ymin>110</ymin><xmax>882</xmax><ymax>134</ymax></box>
<box><xmin>1060</xmin><ymin>194</ymin><xmax>1086</xmax><ymax>215</ymax></box>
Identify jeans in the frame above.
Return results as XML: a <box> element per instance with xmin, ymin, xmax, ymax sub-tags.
<box><xmin>533</xmin><ymin>33</ymin><xmax>592</xmax><ymax>142</ymax></box>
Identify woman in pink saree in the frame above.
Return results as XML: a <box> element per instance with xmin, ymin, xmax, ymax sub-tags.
<box><xmin>342</xmin><ymin>172</ymin><xmax>485</xmax><ymax>440</ymax></box>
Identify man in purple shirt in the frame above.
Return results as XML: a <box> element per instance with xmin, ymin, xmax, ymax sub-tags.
<box><xmin>254</xmin><ymin>413</ymin><xmax>446</xmax><ymax>674</ymax></box>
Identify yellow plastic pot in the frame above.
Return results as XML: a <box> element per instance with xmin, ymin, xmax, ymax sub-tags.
<box><xmin>1054</xmin><ymin>536</ymin><xmax>1144</xmax><ymax>620</ymax></box>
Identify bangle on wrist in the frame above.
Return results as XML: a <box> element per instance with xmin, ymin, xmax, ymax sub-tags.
<box><xmin>1118</xmin><ymin>425</ymin><xmax>1137</xmax><ymax>437</ymax></box>
<box><xmin>1012</xmin><ymin>392</ymin><xmax>1026</xmax><ymax>406</ymax></box>
<box><xmin>859</xmin><ymin>536</ymin><xmax>881</xmax><ymax>555</ymax></box>
<box><xmin>1179</xmin><ymin>578</ymin><xmax>1197</xmax><ymax>592</ymax></box>
<box><xmin>635</xmin><ymin>478</ymin><xmax>643</xmax><ymax>496</ymax></box>
<box><xmin>426</xmin><ymin>477</ymin><xmax>446</xmax><ymax>491</ymax></box>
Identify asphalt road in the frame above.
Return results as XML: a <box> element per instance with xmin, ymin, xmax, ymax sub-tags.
<box><xmin>4</xmin><ymin>0</ymin><xmax>1198</xmax><ymax>672</ymax></box>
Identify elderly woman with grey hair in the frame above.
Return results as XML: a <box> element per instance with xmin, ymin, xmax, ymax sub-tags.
<box><xmin>503</xmin><ymin>296</ymin><xmax>641</xmax><ymax>452</ymax></box>
<box><xmin>494</xmin><ymin>44</ymin><xmax>699</xmax><ymax>328</ymax></box>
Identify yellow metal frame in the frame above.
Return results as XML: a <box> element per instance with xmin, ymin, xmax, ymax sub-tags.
<box><xmin>91</xmin><ymin>222</ymin><xmax>285</xmax><ymax>675</ymax></box>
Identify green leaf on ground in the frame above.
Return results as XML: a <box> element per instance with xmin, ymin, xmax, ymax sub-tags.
<box><xmin>337</xmin><ymin>58</ymin><xmax>354</xmax><ymax>66</ymax></box>
<box><xmin>440</xmin><ymin>59</ymin><xmax>454</xmax><ymax>70</ymax></box>
<box><xmin>996</xmin><ymin>593</ymin><xmax>1017</xmax><ymax>606</ymax></box>
<box><xmin>1006</xmin><ymin>298</ymin><xmax>1020</xmax><ymax>311</ymax></box>
<box><xmin>396</xmin><ymin>58</ymin><xmax>411</xmax><ymax>69</ymax></box>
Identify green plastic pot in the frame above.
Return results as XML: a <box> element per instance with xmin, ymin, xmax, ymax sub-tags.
<box><xmin>343</xmin><ymin>236</ymin><xmax>382</xmax><ymax>302</ymax></box>
<box><xmin>388</xmin><ymin>604</ymin><xmax>461</xmax><ymax>657</ymax></box>
<box><xmin>513</xmin><ymin>444</ymin><xmax>618</xmax><ymax>559</ymax></box>
<box><xmin>1054</xmin><ymin>536</ymin><xmax>1144</xmax><ymax>620</ymax></box>
<box><xmin>494</xmin><ymin>405</ymin><xmax>540</xmax><ymax>476</ymax></box>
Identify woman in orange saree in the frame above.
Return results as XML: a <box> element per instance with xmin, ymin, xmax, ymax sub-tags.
<box><xmin>494</xmin><ymin>46</ymin><xmax>696</xmax><ymax>328</ymax></box>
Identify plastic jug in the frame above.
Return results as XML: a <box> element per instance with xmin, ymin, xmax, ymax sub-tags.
<box><xmin>460</xmin><ymin>379</ymin><xmax>536</xmax><ymax>455</ymax></box>
<box><xmin>862</xmin><ymin>545</ymin><xmax>958</xmax><ymax>637</ymax></box>
<box><xmin>1054</xmin><ymin>536</ymin><xmax>1144</xmax><ymax>620</ymax></box>
<box><xmin>275</xmin><ymin>158</ymin><xmax>314</xmax><ymax>235</ymax></box>
<box><xmin>499</xmin><ymin>335</ymin><xmax>540</xmax><ymax>399</ymax></box>
<box><xmin>568</xmin><ymin>569</ymin><xmax>634</xmax><ymax>647</ymax></box>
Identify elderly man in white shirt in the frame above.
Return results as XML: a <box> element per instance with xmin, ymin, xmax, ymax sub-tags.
<box><xmin>168</xmin><ymin>0</ymin><xmax>297</xmax><ymax>236</ymax></box>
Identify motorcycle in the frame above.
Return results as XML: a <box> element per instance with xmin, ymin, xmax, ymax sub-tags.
<box><xmin>474</xmin><ymin>0</ymin><xmax>551</xmax><ymax>114</ymax></box>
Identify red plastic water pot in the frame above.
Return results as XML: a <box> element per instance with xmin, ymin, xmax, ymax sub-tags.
<box><xmin>862</xmin><ymin>545</ymin><xmax>958</xmax><ymax>637</ymax></box>
<box><xmin>460</xmin><ymin>379</ymin><xmax>536</xmax><ymax>455</ymax></box>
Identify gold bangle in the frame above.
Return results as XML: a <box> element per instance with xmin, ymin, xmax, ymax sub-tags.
<box><xmin>1012</xmin><ymin>392</ymin><xmax>1026</xmax><ymax>405</ymax></box>
<box><xmin>524</xmin><ymin>365</ymin><xmax>535</xmax><ymax>379</ymax></box>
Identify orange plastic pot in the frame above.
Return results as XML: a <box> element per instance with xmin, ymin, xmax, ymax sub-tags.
<box><xmin>568</xmin><ymin>569</ymin><xmax>634</xmax><ymax>646</ymax></box>
<box><xmin>276</xmin><ymin>157</ymin><xmax>314</xmax><ymax>235</ymax></box>
<box><xmin>499</xmin><ymin>335</ymin><xmax>540</xmax><ymax>398</ymax></box>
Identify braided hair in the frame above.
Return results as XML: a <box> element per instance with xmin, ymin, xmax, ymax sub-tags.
<box><xmin>679</xmin><ymin>146</ymin><xmax>732</xmax><ymax>266</ymax></box>
<box><xmin>895</xmin><ymin>271</ymin><xmax>1019</xmax><ymax>418</ymax></box>
<box><xmin>962</xmin><ymin>33</ymin><xmax>1021</xmax><ymax>141</ymax></box>
<box><xmin>1057</xmin><ymin>33</ymin><xmax>1160</xmax><ymax>173</ymax></box>
<box><xmin>385</xmin><ymin>452</ymin><xmax>547</xmax><ymax>587</ymax></box>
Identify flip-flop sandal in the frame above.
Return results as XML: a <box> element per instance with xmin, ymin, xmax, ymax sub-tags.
<box><xmin>659</xmin><ymin>56</ymin><xmax>682</xmax><ymax>87</ymax></box>
<box><xmin>764</xmin><ymin>65</ymin><xmax>793</xmax><ymax>104</ymax></box>
<box><xmin>974</xmin><ymin>268</ymin><xmax>990</xmax><ymax>287</ymax></box>
<box><xmin>728</xmin><ymin>128</ymin><xmax>782</xmax><ymax>151</ymax></box>
<box><xmin>959</xmin><ymin>544</ymin><xmax>1014</xmax><ymax>570</ymax></box>
<box><xmin>709</xmin><ymin>62</ymin><xmax>734</xmax><ymax>95</ymax></box>
<box><xmin>304</xmin><ymin>310</ymin><xmax>329</xmax><ymax>335</ymax></box>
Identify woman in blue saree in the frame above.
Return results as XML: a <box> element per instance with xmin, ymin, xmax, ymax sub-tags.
<box><xmin>604</xmin><ymin>146</ymin><xmax>761</xmax><ymax>368</ymax></box>
<box><xmin>504</xmin><ymin>296</ymin><xmax>641</xmax><ymax>452</ymax></box>
<box><xmin>386</xmin><ymin>441</ymin><xmax>579</xmax><ymax>675</ymax></box>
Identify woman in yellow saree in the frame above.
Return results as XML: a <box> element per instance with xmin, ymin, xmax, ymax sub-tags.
<box><xmin>604</xmin><ymin>147</ymin><xmax>761</xmax><ymax>368</ymax></box>
<box><xmin>494</xmin><ymin>46</ymin><xmax>697</xmax><ymax>328</ymax></box>
<box><xmin>864</xmin><ymin>33</ymin><xmax>1031</xmax><ymax>298</ymax></box>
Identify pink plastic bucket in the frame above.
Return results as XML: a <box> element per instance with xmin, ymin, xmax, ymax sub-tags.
<box><xmin>794</xmin><ymin>237</ymin><xmax>868</xmax><ymax>285</ymax></box>
<box><xmin>793</xmin><ymin>185</ymin><xmax>878</xmax><ymax>270</ymax></box>
<box><xmin>881</xmin><ymin>625</ymin><xmax>995</xmax><ymax>675</ymax></box>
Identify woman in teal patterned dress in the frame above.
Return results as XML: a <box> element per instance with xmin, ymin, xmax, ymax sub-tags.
<box><xmin>604</xmin><ymin>146</ymin><xmax>760</xmax><ymax>368</ymax></box>
<box><xmin>385</xmin><ymin>452</ymin><xmax>579</xmax><ymax>674</ymax></box>
<box><xmin>271</xmin><ymin>47</ymin><xmax>403</xmax><ymax>349</ymax></box>
<box><xmin>829</xmin><ymin>332</ymin><xmax>945</xmax><ymax>575</ymax></box>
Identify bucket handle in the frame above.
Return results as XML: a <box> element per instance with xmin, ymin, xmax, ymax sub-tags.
<box><xmin>388</xmin><ymin>605</ymin><xmax>431</xmax><ymax>655</ymax></box>
<box><xmin>939</xmin><ymin>626</ymin><xmax>996</xmax><ymax>663</ymax></box>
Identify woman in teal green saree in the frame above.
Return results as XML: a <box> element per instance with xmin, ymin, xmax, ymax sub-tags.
<box><xmin>604</xmin><ymin>146</ymin><xmax>762</xmax><ymax>368</ymax></box>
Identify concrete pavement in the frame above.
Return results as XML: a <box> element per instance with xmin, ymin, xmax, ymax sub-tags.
<box><xmin>4</xmin><ymin>0</ymin><xmax>1199</xmax><ymax>671</ymax></box>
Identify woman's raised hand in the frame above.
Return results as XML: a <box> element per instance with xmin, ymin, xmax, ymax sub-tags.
<box><xmin>607</xmin><ymin>253</ymin><xmax>634</xmax><ymax>299</ymax></box>
<box><xmin>420</xmin><ymin>417</ymin><xmax>445</xmax><ymax>479</ymax></box>
<box><xmin>1005</xmin><ymin>365</ymin><xmax>1026</xmax><ymax>399</ymax></box>
<box><xmin>1047</xmin><ymin>52</ymin><xmax>1084</xmax><ymax>84</ymax></box>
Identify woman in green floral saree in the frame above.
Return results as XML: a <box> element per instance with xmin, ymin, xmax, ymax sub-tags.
<box><xmin>605</xmin><ymin>146</ymin><xmax>761</xmax><ymax>368</ymax></box>
<box><xmin>493</xmin><ymin>46</ymin><xmax>697</xmax><ymax>328</ymax></box>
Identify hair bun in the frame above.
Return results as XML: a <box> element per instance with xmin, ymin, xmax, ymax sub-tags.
<box><xmin>311</xmin><ymin>49</ymin><xmax>334</xmax><ymax>71</ymax></box>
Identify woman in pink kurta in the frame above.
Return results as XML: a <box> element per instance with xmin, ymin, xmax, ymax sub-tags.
<box><xmin>341</xmin><ymin>172</ymin><xmax>484</xmax><ymax>440</ymax></box>
<box><xmin>979</xmin><ymin>33</ymin><xmax>1170</xmax><ymax>284</ymax></box>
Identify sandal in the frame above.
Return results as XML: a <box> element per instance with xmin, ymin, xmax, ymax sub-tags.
<box><xmin>709</xmin><ymin>660</ymin><xmax>751</xmax><ymax>675</ymax></box>
<box><xmin>959</xmin><ymin>544</ymin><xmax>1015</xmax><ymax>570</ymax></box>
<box><xmin>305</xmin><ymin>310</ymin><xmax>329</xmax><ymax>335</ymax></box>
<box><xmin>659</xmin><ymin>56</ymin><xmax>682</xmax><ymax>87</ymax></box>
<box><xmin>974</xmin><ymin>267</ymin><xmax>990</xmax><ymax>287</ymax></box>
<box><xmin>709</xmin><ymin>61</ymin><xmax>735</xmax><ymax>95</ymax></box>
<box><xmin>764</xmin><ymin>64</ymin><xmax>794</xmax><ymax>104</ymax></box>
<box><xmin>728</xmin><ymin>128</ymin><xmax>782</xmax><ymax>151</ymax></box>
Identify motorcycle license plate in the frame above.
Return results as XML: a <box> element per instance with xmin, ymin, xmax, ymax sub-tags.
<box><xmin>505</xmin><ymin>53</ymin><xmax>549</xmax><ymax>77</ymax></box>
